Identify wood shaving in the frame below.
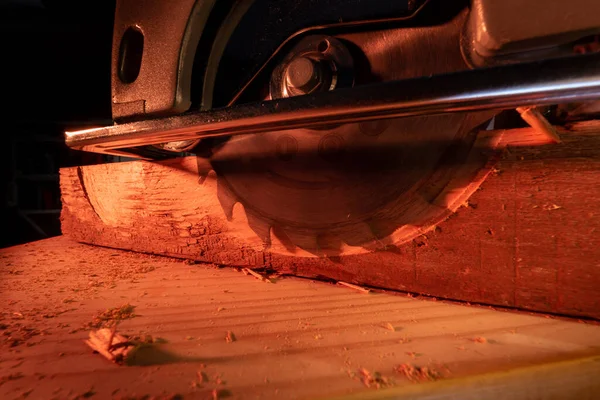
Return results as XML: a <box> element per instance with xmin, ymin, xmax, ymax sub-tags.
<box><xmin>337</xmin><ymin>282</ymin><xmax>370</xmax><ymax>294</ymax></box>
<box><xmin>242</xmin><ymin>268</ymin><xmax>271</xmax><ymax>283</ymax></box>
<box><xmin>85</xmin><ymin>328</ymin><xmax>167</xmax><ymax>365</ymax></box>
<box><xmin>470</xmin><ymin>336</ymin><xmax>488</xmax><ymax>343</ymax></box>
<box><xmin>398</xmin><ymin>336</ymin><xmax>412</xmax><ymax>344</ymax></box>
<box><xmin>355</xmin><ymin>368</ymin><xmax>391</xmax><ymax>389</ymax></box>
<box><xmin>197</xmin><ymin>371</ymin><xmax>209</xmax><ymax>383</ymax></box>
<box><xmin>225</xmin><ymin>331</ymin><xmax>236</xmax><ymax>343</ymax></box>
<box><xmin>462</xmin><ymin>200</ymin><xmax>477</xmax><ymax>209</ymax></box>
<box><xmin>543</xmin><ymin>204</ymin><xmax>562</xmax><ymax>211</ymax></box>
<box><xmin>85</xmin><ymin>328</ymin><xmax>134</xmax><ymax>364</ymax></box>
<box><xmin>384</xmin><ymin>323</ymin><xmax>396</xmax><ymax>332</ymax></box>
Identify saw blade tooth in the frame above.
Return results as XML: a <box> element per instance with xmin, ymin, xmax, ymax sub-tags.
<box><xmin>337</xmin><ymin>222</ymin><xmax>388</xmax><ymax>251</ymax></box>
<box><xmin>216</xmin><ymin>178</ymin><xmax>238</xmax><ymax>221</ymax></box>
<box><xmin>366</xmin><ymin>219</ymin><xmax>397</xmax><ymax>242</ymax></box>
<box><xmin>367</xmin><ymin>219</ymin><xmax>412</xmax><ymax>251</ymax></box>
<box><xmin>281</xmin><ymin>229</ymin><xmax>320</xmax><ymax>254</ymax></box>
<box><xmin>316</xmin><ymin>233</ymin><xmax>344</xmax><ymax>254</ymax></box>
<box><xmin>196</xmin><ymin>157</ymin><xmax>213</xmax><ymax>185</ymax></box>
<box><xmin>271</xmin><ymin>225</ymin><xmax>298</xmax><ymax>253</ymax></box>
<box><xmin>245</xmin><ymin>211</ymin><xmax>272</xmax><ymax>250</ymax></box>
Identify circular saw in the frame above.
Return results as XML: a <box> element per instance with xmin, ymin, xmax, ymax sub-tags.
<box><xmin>66</xmin><ymin>0</ymin><xmax>600</xmax><ymax>257</ymax></box>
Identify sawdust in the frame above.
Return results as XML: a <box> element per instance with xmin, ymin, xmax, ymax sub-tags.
<box><xmin>470</xmin><ymin>336</ymin><xmax>488</xmax><ymax>343</ymax></box>
<box><xmin>2</xmin><ymin>322</ymin><xmax>44</xmax><ymax>348</ymax></box>
<box><xmin>413</xmin><ymin>237</ymin><xmax>427</xmax><ymax>248</ymax></box>
<box><xmin>0</xmin><ymin>372</ymin><xmax>24</xmax><ymax>386</ymax></box>
<box><xmin>134</xmin><ymin>265</ymin><xmax>156</xmax><ymax>274</ymax></box>
<box><xmin>191</xmin><ymin>370</ymin><xmax>209</xmax><ymax>389</ymax></box>
<box><xmin>395</xmin><ymin>363</ymin><xmax>443</xmax><ymax>383</ymax></box>
<box><xmin>398</xmin><ymin>336</ymin><xmax>412</xmax><ymax>344</ymax></box>
<box><xmin>126</xmin><ymin>334</ymin><xmax>167</xmax><ymax>345</ymax></box>
<box><xmin>6</xmin><ymin>236</ymin><xmax>597</xmax><ymax>398</ymax></box>
<box><xmin>197</xmin><ymin>371</ymin><xmax>209</xmax><ymax>383</ymax></box>
<box><xmin>354</xmin><ymin>368</ymin><xmax>392</xmax><ymax>389</ymax></box>
<box><xmin>86</xmin><ymin>304</ymin><xmax>136</xmax><ymax>329</ymax></box>
<box><xmin>71</xmin><ymin>387</ymin><xmax>95</xmax><ymax>399</ymax></box>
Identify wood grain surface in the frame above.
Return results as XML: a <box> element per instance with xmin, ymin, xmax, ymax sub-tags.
<box><xmin>60</xmin><ymin>121</ymin><xmax>600</xmax><ymax>319</ymax></box>
<box><xmin>2</xmin><ymin>237</ymin><xmax>600</xmax><ymax>399</ymax></box>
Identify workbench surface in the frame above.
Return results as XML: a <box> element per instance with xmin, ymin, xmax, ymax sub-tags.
<box><xmin>1</xmin><ymin>237</ymin><xmax>599</xmax><ymax>399</ymax></box>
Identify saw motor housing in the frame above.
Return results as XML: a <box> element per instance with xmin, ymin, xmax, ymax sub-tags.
<box><xmin>111</xmin><ymin>0</ymin><xmax>600</xmax><ymax>121</ymax></box>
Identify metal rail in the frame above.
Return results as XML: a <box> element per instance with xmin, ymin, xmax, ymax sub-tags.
<box><xmin>66</xmin><ymin>53</ymin><xmax>600</xmax><ymax>156</ymax></box>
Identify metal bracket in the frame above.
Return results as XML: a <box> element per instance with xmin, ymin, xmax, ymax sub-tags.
<box><xmin>67</xmin><ymin>53</ymin><xmax>600</xmax><ymax>158</ymax></box>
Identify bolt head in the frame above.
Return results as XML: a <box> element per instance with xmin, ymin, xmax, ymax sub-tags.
<box><xmin>285</xmin><ymin>57</ymin><xmax>320</xmax><ymax>92</ymax></box>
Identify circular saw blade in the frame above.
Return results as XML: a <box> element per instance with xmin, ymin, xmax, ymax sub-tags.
<box><xmin>198</xmin><ymin>10</ymin><xmax>500</xmax><ymax>256</ymax></box>
<box><xmin>209</xmin><ymin>110</ymin><xmax>496</xmax><ymax>255</ymax></box>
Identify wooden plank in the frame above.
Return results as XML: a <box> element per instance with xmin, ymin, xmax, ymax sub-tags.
<box><xmin>2</xmin><ymin>237</ymin><xmax>600</xmax><ymax>399</ymax></box>
<box><xmin>60</xmin><ymin>121</ymin><xmax>600</xmax><ymax>319</ymax></box>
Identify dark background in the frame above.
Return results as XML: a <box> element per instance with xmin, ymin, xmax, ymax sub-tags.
<box><xmin>0</xmin><ymin>0</ymin><xmax>117</xmax><ymax>247</ymax></box>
